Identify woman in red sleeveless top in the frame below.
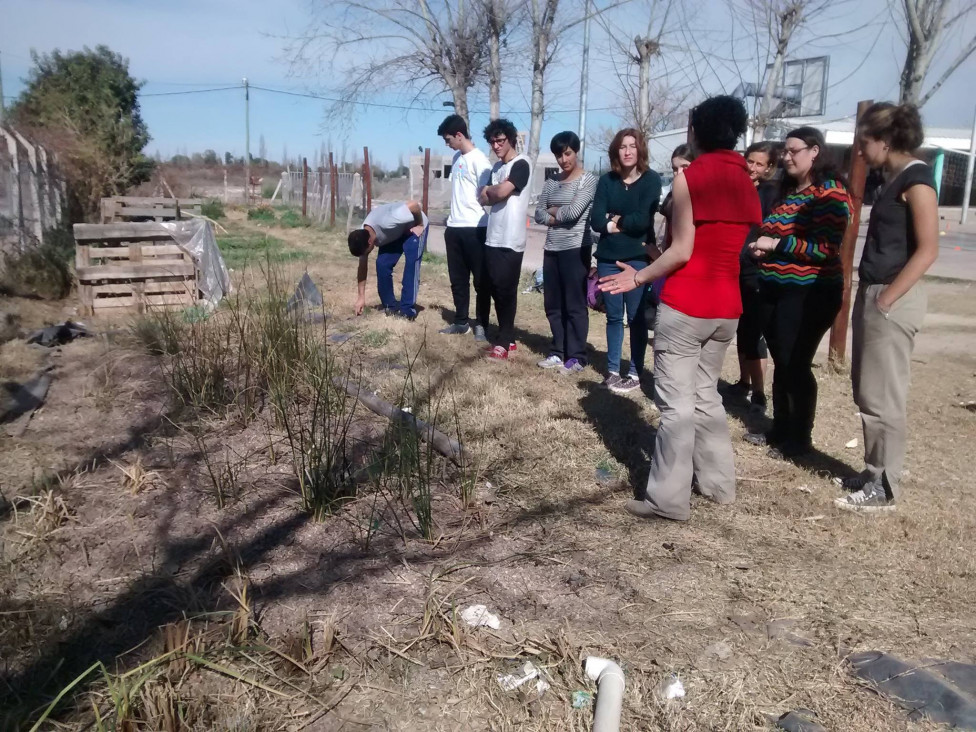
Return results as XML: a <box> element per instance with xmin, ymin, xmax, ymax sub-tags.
<box><xmin>599</xmin><ymin>96</ymin><xmax>761</xmax><ymax>521</ymax></box>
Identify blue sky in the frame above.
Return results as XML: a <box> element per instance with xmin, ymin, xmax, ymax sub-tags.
<box><xmin>2</xmin><ymin>0</ymin><xmax>974</xmax><ymax>169</ymax></box>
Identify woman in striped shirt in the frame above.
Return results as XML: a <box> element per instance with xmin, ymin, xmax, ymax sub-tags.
<box><xmin>746</xmin><ymin>127</ymin><xmax>850</xmax><ymax>459</ymax></box>
<box><xmin>535</xmin><ymin>131</ymin><xmax>598</xmax><ymax>374</ymax></box>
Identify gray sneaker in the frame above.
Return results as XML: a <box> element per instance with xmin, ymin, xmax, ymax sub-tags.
<box><xmin>610</xmin><ymin>374</ymin><xmax>641</xmax><ymax>394</ymax></box>
<box><xmin>472</xmin><ymin>325</ymin><xmax>488</xmax><ymax>342</ymax></box>
<box><xmin>834</xmin><ymin>484</ymin><xmax>896</xmax><ymax>513</ymax></box>
<box><xmin>439</xmin><ymin>323</ymin><xmax>471</xmax><ymax>335</ymax></box>
<box><xmin>537</xmin><ymin>354</ymin><xmax>563</xmax><ymax>369</ymax></box>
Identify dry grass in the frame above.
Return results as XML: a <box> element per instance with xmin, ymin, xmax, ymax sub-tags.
<box><xmin>2</xmin><ymin>210</ymin><xmax>975</xmax><ymax>729</ymax></box>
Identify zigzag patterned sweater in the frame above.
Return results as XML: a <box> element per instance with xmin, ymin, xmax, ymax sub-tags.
<box><xmin>758</xmin><ymin>179</ymin><xmax>851</xmax><ymax>286</ymax></box>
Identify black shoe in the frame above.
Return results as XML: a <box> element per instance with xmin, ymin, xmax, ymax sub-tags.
<box><xmin>393</xmin><ymin>310</ymin><xmax>417</xmax><ymax>321</ymax></box>
<box><xmin>743</xmin><ymin>431</ymin><xmax>771</xmax><ymax>447</ymax></box>
<box><xmin>768</xmin><ymin>441</ymin><xmax>812</xmax><ymax>460</ymax></box>
<box><xmin>724</xmin><ymin>381</ymin><xmax>751</xmax><ymax>400</ymax></box>
<box><xmin>439</xmin><ymin>323</ymin><xmax>471</xmax><ymax>335</ymax></box>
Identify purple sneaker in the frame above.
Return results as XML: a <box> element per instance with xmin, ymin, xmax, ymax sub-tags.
<box><xmin>559</xmin><ymin>358</ymin><xmax>585</xmax><ymax>375</ymax></box>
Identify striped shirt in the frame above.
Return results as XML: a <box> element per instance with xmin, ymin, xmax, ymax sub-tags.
<box><xmin>534</xmin><ymin>172</ymin><xmax>598</xmax><ymax>252</ymax></box>
<box><xmin>758</xmin><ymin>179</ymin><xmax>850</xmax><ymax>286</ymax></box>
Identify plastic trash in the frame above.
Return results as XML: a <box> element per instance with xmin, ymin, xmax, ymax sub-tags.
<box><xmin>26</xmin><ymin>321</ymin><xmax>91</xmax><ymax>347</ymax></box>
<box><xmin>460</xmin><ymin>604</ymin><xmax>500</xmax><ymax>630</ymax></box>
<box><xmin>571</xmin><ymin>690</ymin><xmax>593</xmax><ymax>709</ymax></box>
<box><xmin>328</xmin><ymin>333</ymin><xmax>353</xmax><ymax>344</ymax></box>
<box><xmin>287</xmin><ymin>272</ymin><xmax>323</xmax><ymax>312</ymax></box>
<box><xmin>845</xmin><ymin>438</ymin><xmax>859</xmax><ymax>448</ymax></box>
<box><xmin>773</xmin><ymin>708</ymin><xmax>826</xmax><ymax>732</ymax></box>
<box><xmin>497</xmin><ymin>661</ymin><xmax>550</xmax><ymax>693</ymax></box>
<box><xmin>660</xmin><ymin>674</ymin><xmax>685</xmax><ymax>699</ymax></box>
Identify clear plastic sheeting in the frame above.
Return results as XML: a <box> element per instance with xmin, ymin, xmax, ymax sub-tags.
<box><xmin>159</xmin><ymin>219</ymin><xmax>232</xmax><ymax>307</ymax></box>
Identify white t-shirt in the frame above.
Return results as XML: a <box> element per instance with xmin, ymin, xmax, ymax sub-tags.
<box><xmin>447</xmin><ymin>147</ymin><xmax>491</xmax><ymax>228</ymax></box>
<box><xmin>364</xmin><ymin>202</ymin><xmax>428</xmax><ymax>247</ymax></box>
<box><xmin>486</xmin><ymin>154</ymin><xmax>532</xmax><ymax>252</ymax></box>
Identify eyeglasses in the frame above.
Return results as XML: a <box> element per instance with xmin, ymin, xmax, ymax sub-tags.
<box><xmin>781</xmin><ymin>145</ymin><xmax>810</xmax><ymax>159</ymax></box>
<box><xmin>489</xmin><ymin>137</ymin><xmax>509</xmax><ymax>147</ymax></box>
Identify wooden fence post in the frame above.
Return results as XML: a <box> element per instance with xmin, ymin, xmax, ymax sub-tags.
<box><xmin>302</xmin><ymin>157</ymin><xmax>309</xmax><ymax>217</ymax></box>
<box><xmin>329</xmin><ymin>152</ymin><xmax>337</xmax><ymax>227</ymax></box>
<box><xmin>828</xmin><ymin>99</ymin><xmax>873</xmax><ymax>368</ymax></box>
<box><xmin>363</xmin><ymin>146</ymin><xmax>372</xmax><ymax>213</ymax></box>
<box><xmin>422</xmin><ymin>147</ymin><xmax>431</xmax><ymax>215</ymax></box>
<box><xmin>346</xmin><ymin>172</ymin><xmax>361</xmax><ymax>233</ymax></box>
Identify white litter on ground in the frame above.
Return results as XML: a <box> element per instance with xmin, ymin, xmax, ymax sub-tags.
<box><xmin>460</xmin><ymin>604</ymin><xmax>501</xmax><ymax>629</ymax></box>
<box><xmin>661</xmin><ymin>675</ymin><xmax>686</xmax><ymax>699</ymax></box>
<box><xmin>845</xmin><ymin>438</ymin><xmax>859</xmax><ymax>448</ymax></box>
<box><xmin>497</xmin><ymin>661</ymin><xmax>550</xmax><ymax>692</ymax></box>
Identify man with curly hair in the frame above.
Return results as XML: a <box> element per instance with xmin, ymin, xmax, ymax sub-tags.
<box><xmin>479</xmin><ymin>118</ymin><xmax>533</xmax><ymax>360</ymax></box>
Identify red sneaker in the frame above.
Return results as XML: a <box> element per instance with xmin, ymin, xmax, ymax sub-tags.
<box><xmin>508</xmin><ymin>342</ymin><xmax>517</xmax><ymax>352</ymax></box>
<box><xmin>485</xmin><ymin>345</ymin><xmax>509</xmax><ymax>360</ymax></box>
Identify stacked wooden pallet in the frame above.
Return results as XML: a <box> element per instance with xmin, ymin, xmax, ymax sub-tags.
<box><xmin>100</xmin><ymin>196</ymin><xmax>203</xmax><ymax>223</ymax></box>
<box><xmin>74</xmin><ymin>222</ymin><xmax>198</xmax><ymax>315</ymax></box>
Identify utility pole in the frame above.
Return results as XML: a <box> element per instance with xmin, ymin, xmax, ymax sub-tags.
<box><xmin>962</xmin><ymin>104</ymin><xmax>976</xmax><ymax>225</ymax></box>
<box><xmin>578</xmin><ymin>0</ymin><xmax>591</xmax><ymax>164</ymax></box>
<box><xmin>243</xmin><ymin>77</ymin><xmax>250</xmax><ymax>206</ymax></box>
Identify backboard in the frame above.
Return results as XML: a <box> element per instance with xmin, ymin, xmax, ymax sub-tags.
<box><xmin>767</xmin><ymin>56</ymin><xmax>829</xmax><ymax>118</ymax></box>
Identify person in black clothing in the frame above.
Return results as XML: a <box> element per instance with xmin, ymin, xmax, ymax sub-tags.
<box><xmin>834</xmin><ymin>102</ymin><xmax>938</xmax><ymax>513</ymax></box>
<box><xmin>730</xmin><ymin>141</ymin><xmax>780</xmax><ymax>413</ymax></box>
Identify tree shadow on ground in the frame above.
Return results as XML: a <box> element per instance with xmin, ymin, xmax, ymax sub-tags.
<box><xmin>0</xmin><ymin>387</ymin><xmax>622</xmax><ymax>728</ymax></box>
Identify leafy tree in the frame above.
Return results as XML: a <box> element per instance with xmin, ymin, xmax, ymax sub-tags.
<box><xmin>9</xmin><ymin>45</ymin><xmax>154</xmax><ymax>220</ymax></box>
<box><xmin>170</xmin><ymin>154</ymin><xmax>191</xmax><ymax>166</ymax></box>
<box><xmin>225</xmin><ymin>151</ymin><xmax>234</xmax><ymax>165</ymax></box>
<box><xmin>202</xmin><ymin>149</ymin><xmax>219</xmax><ymax>165</ymax></box>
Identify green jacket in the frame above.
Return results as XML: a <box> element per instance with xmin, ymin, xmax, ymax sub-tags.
<box><xmin>590</xmin><ymin>170</ymin><xmax>662</xmax><ymax>262</ymax></box>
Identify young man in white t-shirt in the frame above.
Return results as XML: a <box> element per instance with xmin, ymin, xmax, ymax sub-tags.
<box><xmin>479</xmin><ymin>118</ymin><xmax>532</xmax><ymax>361</ymax></box>
<box><xmin>437</xmin><ymin>114</ymin><xmax>492</xmax><ymax>340</ymax></box>
<box><xmin>348</xmin><ymin>200</ymin><xmax>428</xmax><ymax>319</ymax></box>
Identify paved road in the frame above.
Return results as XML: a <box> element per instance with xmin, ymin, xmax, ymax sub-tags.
<box><xmin>426</xmin><ymin>206</ymin><xmax>976</xmax><ymax>281</ymax></box>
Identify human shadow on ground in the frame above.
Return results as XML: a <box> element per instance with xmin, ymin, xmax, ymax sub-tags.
<box><xmin>577</xmin><ymin>380</ymin><xmax>658</xmax><ymax>499</ymax></box>
<box><xmin>716</xmin><ymin>378</ymin><xmax>857</xmax><ymax>479</ymax></box>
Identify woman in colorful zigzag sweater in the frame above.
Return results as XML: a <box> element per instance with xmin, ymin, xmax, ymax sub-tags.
<box><xmin>744</xmin><ymin>127</ymin><xmax>851</xmax><ymax>459</ymax></box>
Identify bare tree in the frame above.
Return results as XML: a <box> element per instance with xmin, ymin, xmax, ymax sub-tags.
<box><xmin>287</xmin><ymin>0</ymin><xmax>487</xmax><ymax>127</ymax></box>
<box><xmin>597</xmin><ymin>0</ymin><xmax>684</xmax><ymax>139</ymax></box>
<box><xmin>479</xmin><ymin>0</ymin><xmax>523</xmax><ymax>119</ymax></box>
<box><xmin>526</xmin><ymin>0</ymin><xmax>626</xmax><ymax>161</ymax></box>
<box><xmin>898</xmin><ymin>0</ymin><xmax>976</xmax><ymax>107</ymax></box>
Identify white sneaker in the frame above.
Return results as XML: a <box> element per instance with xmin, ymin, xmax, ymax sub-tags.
<box><xmin>537</xmin><ymin>355</ymin><xmax>563</xmax><ymax>369</ymax></box>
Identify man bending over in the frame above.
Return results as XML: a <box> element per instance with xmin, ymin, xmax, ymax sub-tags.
<box><xmin>348</xmin><ymin>200</ymin><xmax>429</xmax><ymax>319</ymax></box>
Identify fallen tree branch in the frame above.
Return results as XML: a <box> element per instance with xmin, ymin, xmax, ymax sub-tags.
<box><xmin>333</xmin><ymin>378</ymin><xmax>469</xmax><ymax>464</ymax></box>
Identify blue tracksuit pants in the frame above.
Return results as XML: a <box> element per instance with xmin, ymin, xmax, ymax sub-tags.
<box><xmin>375</xmin><ymin>226</ymin><xmax>427</xmax><ymax>317</ymax></box>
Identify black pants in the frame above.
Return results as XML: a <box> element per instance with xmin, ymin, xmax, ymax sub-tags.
<box><xmin>737</xmin><ymin>277</ymin><xmax>768</xmax><ymax>360</ymax></box>
<box><xmin>485</xmin><ymin>246</ymin><xmax>524</xmax><ymax>347</ymax></box>
<box><xmin>543</xmin><ymin>246</ymin><xmax>590</xmax><ymax>363</ymax></box>
<box><xmin>761</xmin><ymin>281</ymin><xmax>842</xmax><ymax>449</ymax></box>
<box><xmin>445</xmin><ymin>226</ymin><xmax>490</xmax><ymax>327</ymax></box>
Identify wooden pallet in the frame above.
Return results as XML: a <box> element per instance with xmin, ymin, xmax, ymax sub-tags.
<box><xmin>74</xmin><ymin>222</ymin><xmax>198</xmax><ymax>315</ymax></box>
<box><xmin>100</xmin><ymin>196</ymin><xmax>204</xmax><ymax>223</ymax></box>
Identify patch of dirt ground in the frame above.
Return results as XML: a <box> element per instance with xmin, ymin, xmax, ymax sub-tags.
<box><xmin>2</xmin><ymin>210</ymin><xmax>976</xmax><ymax>730</ymax></box>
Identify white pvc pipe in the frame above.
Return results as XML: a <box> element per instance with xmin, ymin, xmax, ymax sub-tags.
<box><xmin>584</xmin><ymin>656</ymin><xmax>625</xmax><ymax>732</ymax></box>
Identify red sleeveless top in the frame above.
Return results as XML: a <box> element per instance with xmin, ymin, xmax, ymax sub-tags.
<box><xmin>660</xmin><ymin>149</ymin><xmax>762</xmax><ymax>319</ymax></box>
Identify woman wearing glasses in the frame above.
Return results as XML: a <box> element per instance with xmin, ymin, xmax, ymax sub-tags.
<box><xmin>745</xmin><ymin>127</ymin><xmax>850</xmax><ymax>458</ymax></box>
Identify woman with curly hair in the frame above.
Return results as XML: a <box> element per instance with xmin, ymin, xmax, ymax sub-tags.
<box><xmin>834</xmin><ymin>102</ymin><xmax>938</xmax><ymax>513</ymax></box>
<box><xmin>745</xmin><ymin>127</ymin><xmax>851</xmax><ymax>458</ymax></box>
<box><xmin>599</xmin><ymin>96</ymin><xmax>761</xmax><ymax>521</ymax></box>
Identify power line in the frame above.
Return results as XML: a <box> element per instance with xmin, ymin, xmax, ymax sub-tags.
<box><xmin>140</xmin><ymin>86</ymin><xmax>240</xmax><ymax>97</ymax></box>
